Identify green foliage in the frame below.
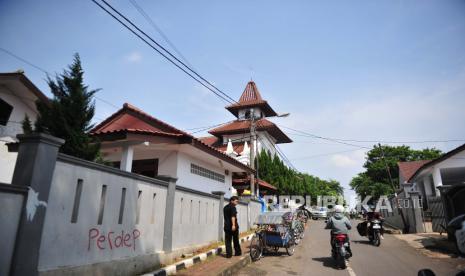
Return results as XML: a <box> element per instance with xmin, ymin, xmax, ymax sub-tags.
<box><xmin>22</xmin><ymin>114</ymin><xmax>33</xmax><ymax>134</ymax></box>
<box><xmin>35</xmin><ymin>53</ymin><xmax>100</xmax><ymax>161</ymax></box>
<box><xmin>257</xmin><ymin>149</ymin><xmax>343</xmax><ymax>201</ymax></box>
<box><xmin>350</xmin><ymin>144</ymin><xmax>442</xmax><ymax>199</ymax></box>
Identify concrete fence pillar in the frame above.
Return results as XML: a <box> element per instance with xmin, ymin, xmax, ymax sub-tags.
<box><xmin>212</xmin><ymin>191</ymin><xmax>225</xmax><ymax>241</ymax></box>
<box><xmin>10</xmin><ymin>133</ymin><xmax>65</xmax><ymax>276</ymax></box>
<box><xmin>408</xmin><ymin>192</ymin><xmax>425</xmax><ymax>233</ymax></box>
<box><xmin>159</xmin><ymin>176</ymin><xmax>178</xmax><ymax>253</ymax></box>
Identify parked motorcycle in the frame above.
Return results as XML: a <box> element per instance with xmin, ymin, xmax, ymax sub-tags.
<box><xmin>367</xmin><ymin>219</ymin><xmax>382</xmax><ymax>247</ymax></box>
<box><xmin>447</xmin><ymin>214</ymin><xmax>465</xmax><ymax>256</ymax></box>
<box><xmin>331</xmin><ymin>234</ymin><xmax>351</xmax><ymax>269</ymax></box>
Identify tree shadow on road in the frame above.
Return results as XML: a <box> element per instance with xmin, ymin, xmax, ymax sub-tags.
<box><xmin>312</xmin><ymin>257</ymin><xmax>336</xmax><ymax>269</ymax></box>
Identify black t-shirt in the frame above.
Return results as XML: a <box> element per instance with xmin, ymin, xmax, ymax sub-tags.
<box><xmin>223</xmin><ymin>203</ymin><xmax>238</xmax><ymax>231</ymax></box>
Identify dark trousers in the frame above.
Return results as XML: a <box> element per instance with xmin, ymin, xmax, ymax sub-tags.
<box><xmin>224</xmin><ymin>230</ymin><xmax>241</xmax><ymax>256</ymax></box>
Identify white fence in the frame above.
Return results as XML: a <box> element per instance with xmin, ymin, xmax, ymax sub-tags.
<box><xmin>4</xmin><ymin>133</ymin><xmax>263</xmax><ymax>276</ymax></box>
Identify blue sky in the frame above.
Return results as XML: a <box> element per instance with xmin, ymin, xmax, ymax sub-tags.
<box><xmin>2</xmin><ymin>0</ymin><xmax>465</xmax><ymax>204</ymax></box>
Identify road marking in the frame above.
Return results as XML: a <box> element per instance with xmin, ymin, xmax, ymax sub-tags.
<box><xmin>346</xmin><ymin>261</ymin><xmax>357</xmax><ymax>276</ymax></box>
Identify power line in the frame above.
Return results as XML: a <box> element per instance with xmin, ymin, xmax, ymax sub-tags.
<box><xmin>283</xmin><ymin>127</ymin><xmax>465</xmax><ymax>146</ymax></box>
<box><xmin>289</xmin><ymin>148</ymin><xmax>364</xmax><ymax>161</ymax></box>
<box><xmin>188</xmin><ymin>120</ymin><xmax>234</xmax><ymax>134</ymax></box>
<box><xmin>92</xmin><ymin>0</ymin><xmax>238</xmax><ymax>105</ymax></box>
<box><xmin>0</xmin><ymin>47</ymin><xmax>121</xmax><ymax>111</ymax></box>
<box><xmin>280</xmin><ymin>125</ymin><xmax>371</xmax><ymax>150</ymax></box>
<box><xmin>0</xmin><ymin>47</ymin><xmax>49</xmax><ymax>75</ymax></box>
<box><xmin>2</xmin><ymin>48</ymin><xmax>247</xmax><ymax>142</ymax></box>
<box><xmin>128</xmin><ymin>0</ymin><xmax>194</xmax><ymax>69</ymax></box>
<box><xmin>275</xmin><ymin>144</ymin><xmax>298</xmax><ymax>171</ymax></box>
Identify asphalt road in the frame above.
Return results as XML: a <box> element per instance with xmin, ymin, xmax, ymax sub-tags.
<box><xmin>236</xmin><ymin>220</ymin><xmax>463</xmax><ymax>276</ymax></box>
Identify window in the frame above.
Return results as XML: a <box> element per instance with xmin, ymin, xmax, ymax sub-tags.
<box><xmin>0</xmin><ymin>98</ymin><xmax>13</xmax><ymax>126</ymax></box>
<box><xmin>190</xmin><ymin>163</ymin><xmax>225</xmax><ymax>183</ymax></box>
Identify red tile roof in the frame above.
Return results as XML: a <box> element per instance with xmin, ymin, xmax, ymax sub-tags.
<box><xmin>92</xmin><ymin>103</ymin><xmax>187</xmax><ymax>136</ymax></box>
<box><xmin>398</xmin><ymin>160</ymin><xmax>431</xmax><ymax>183</ymax></box>
<box><xmin>199</xmin><ymin>136</ymin><xmax>219</xmax><ymax>146</ymax></box>
<box><xmin>208</xmin><ymin>119</ymin><xmax>292</xmax><ymax>144</ymax></box>
<box><xmin>239</xmin><ymin>81</ymin><xmax>264</xmax><ymax>102</ymax></box>
<box><xmin>407</xmin><ymin>143</ymin><xmax>465</xmax><ymax>182</ymax></box>
<box><xmin>225</xmin><ymin>81</ymin><xmax>277</xmax><ymax>117</ymax></box>
<box><xmin>91</xmin><ymin>103</ymin><xmax>254</xmax><ymax>173</ymax></box>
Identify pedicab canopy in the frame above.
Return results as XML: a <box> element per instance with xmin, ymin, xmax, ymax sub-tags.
<box><xmin>255</xmin><ymin>211</ymin><xmax>294</xmax><ymax>225</ymax></box>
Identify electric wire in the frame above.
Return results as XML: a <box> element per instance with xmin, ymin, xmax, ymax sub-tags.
<box><xmin>93</xmin><ymin>0</ymin><xmax>237</xmax><ymax>105</ymax></box>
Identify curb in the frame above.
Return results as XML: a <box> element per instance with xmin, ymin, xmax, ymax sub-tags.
<box><xmin>217</xmin><ymin>254</ymin><xmax>252</xmax><ymax>276</ymax></box>
<box><xmin>143</xmin><ymin>233</ymin><xmax>255</xmax><ymax>276</ymax></box>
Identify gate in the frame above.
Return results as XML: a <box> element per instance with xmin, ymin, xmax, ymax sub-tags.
<box><xmin>425</xmin><ymin>196</ymin><xmax>447</xmax><ymax>233</ymax></box>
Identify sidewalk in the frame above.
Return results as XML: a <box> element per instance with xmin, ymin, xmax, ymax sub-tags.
<box><xmin>176</xmin><ymin>239</ymin><xmax>252</xmax><ymax>276</ymax></box>
<box><xmin>394</xmin><ymin>232</ymin><xmax>461</xmax><ymax>259</ymax></box>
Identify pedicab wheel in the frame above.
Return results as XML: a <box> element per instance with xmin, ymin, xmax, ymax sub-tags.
<box><xmin>286</xmin><ymin>240</ymin><xmax>296</xmax><ymax>256</ymax></box>
<box><xmin>249</xmin><ymin>235</ymin><xmax>263</xmax><ymax>261</ymax></box>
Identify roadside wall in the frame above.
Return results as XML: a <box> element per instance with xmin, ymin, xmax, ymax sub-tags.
<box><xmin>5</xmin><ymin>133</ymin><xmax>262</xmax><ymax>276</ymax></box>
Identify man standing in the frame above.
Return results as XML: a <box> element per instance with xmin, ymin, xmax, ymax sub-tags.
<box><xmin>223</xmin><ymin>196</ymin><xmax>241</xmax><ymax>258</ymax></box>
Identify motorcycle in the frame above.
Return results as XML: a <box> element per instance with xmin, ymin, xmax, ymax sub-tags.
<box><xmin>368</xmin><ymin>219</ymin><xmax>382</xmax><ymax>247</ymax></box>
<box><xmin>331</xmin><ymin>234</ymin><xmax>351</xmax><ymax>269</ymax></box>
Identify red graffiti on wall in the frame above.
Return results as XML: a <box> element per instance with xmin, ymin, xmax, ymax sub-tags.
<box><xmin>88</xmin><ymin>228</ymin><xmax>141</xmax><ymax>251</ymax></box>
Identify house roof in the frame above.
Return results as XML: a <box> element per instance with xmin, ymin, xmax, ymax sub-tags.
<box><xmin>232</xmin><ymin>177</ymin><xmax>278</xmax><ymax>191</ymax></box>
<box><xmin>91</xmin><ymin>103</ymin><xmax>254</xmax><ymax>173</ymax></box>
<box><xmin>208</xmin><ymin>118</ymin><xmax>292</xmax><ymax>144</ymax></box>
<box><xmin>408</xmin><ymin>143</ymin><xmax>465</xmax><ymax>182</ymax></box>
<box><xmin>0</xmin><ymin>72</ymin><xmax>50</xmax><ymax>106</ymax></box>
<box><xmin>225</xmin><ymin>81</ymin><xmax>277</xmax><ymax>117</ymax></box>
<box><xmin>398</xmin><ymin>160</ymin><xmax>431</xmax><ymax>183</ymax></box>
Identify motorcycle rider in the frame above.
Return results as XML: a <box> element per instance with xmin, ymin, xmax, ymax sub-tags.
<box><xmin>325</xmin><ymin>205</ymin><xmax>352</xmax><ymax>256</ymax></box>
<box><xmin>366</xmin><ymin>211</ymin><xmax>385</xmax><ymax>239</ymax></box>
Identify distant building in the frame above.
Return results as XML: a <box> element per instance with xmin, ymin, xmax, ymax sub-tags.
<box><xmin>0</xmin><ymin>72</ymin><xmax>49</xmax><ymax>183</ymax></box>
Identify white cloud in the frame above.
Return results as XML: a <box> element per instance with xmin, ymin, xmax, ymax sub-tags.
<box><xmin>125</xmin><ymin>51</ymin><xmax>142</xmax><ymax>63</ymax></box>
<box><xmin>281</xmin><ymin>71</ymin><xmax>465</xmax><ymax>203</ymax></box>
<box><xmin>330</xmin><ymin>154</ymin><xmax>358</xmax><ymax>168</ymax></box>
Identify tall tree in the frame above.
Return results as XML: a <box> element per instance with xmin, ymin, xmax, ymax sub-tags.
<box><xmin>257</xmin><ymin>149</ymin><xmax>344</xmax><ymax>199</ymax></box>
<box><xmin>350</xmin><ymin>144</ymin><xmax>442</xmax><ymax>199</ymax></box>
<box><xmin>35</xmin><ymin>53</ymin><xmax>100</xmax><ymax>161</ymax></box>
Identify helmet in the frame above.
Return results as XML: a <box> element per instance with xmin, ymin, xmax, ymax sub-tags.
<box><xmin>334</xmin><ymin>205</ymin><xmax>345</xmax><ymax>213</ymax></box>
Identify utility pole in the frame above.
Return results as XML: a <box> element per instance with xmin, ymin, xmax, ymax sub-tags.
<box><xmin>378</xmin><ymin>143</ymin><xmax>409</xmax><ymax>233</ymax></box>
<box><xmin>249</xmin><ymin>108</ymin><xmax>256</xmax><ymax>196</ymax></box>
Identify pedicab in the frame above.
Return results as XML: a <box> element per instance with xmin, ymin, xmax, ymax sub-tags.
<box><xmin>249</xmin><ymin>211</ymin><xmax>297</xmax><ymax>261</ymax></box>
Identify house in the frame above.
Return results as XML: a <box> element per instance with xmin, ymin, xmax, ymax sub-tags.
<box><xmin>408</xmin><ymin>144</ymin><xmax>465</xmax><ymax>222</ymax></box>
<box><xmin>200</xmin><ymin>81</ymin><xmax>292</xmax><ymax>195</ymax></box>
<box><xmin>0</xmin><ymin>72</ymin><xmax>49</xmax><ymax>183</ymax></box>
<box><xmin>90</xmin><ymin>103</ymin><xmax>254</xmax><ymax>197</ymax></box>
<box><xmin>387</xmin><ymin>144</ymin><xmax>465</xmax><ymax>233</ymax></box>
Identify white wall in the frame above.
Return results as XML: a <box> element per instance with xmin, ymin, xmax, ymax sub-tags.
<box><xmin>0</xmin><ymin>86</ymin><xmax>39</xmax><ymax>183</ymax></box>
<box><xmin>0</xmin><ymin>188</ymin><xmax>25</xmax><ymax>276</ymax></box>
<box><xmin>176</xmin><ymin>151</ymin><xmax>232</xmax><ymax>198</ymax></box>
<box><xmin>38</xmin><ymin>159</ymin><xmax>168</xmax><ymax>271</ymax></box>
<box><xmin>171</xmin><ymin>190</ymin><xmax>219</xmax><ymax>250</ymax></box>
